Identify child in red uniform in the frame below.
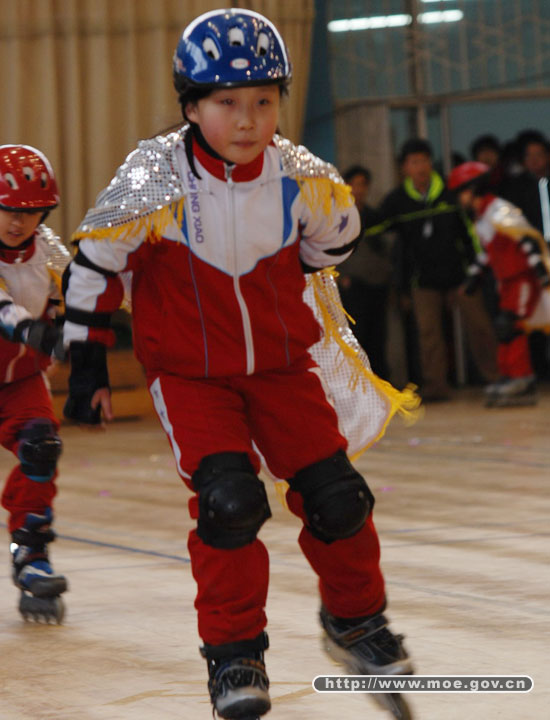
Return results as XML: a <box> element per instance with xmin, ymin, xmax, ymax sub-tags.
<box><xmin>449</xmin><ymin>161</ymin><xmax>550</xmax><ymax>406</ymax></box>
<box><xmin>0</xmin><ymin>145</ymin><xmax>69</xmax><ymax>622</ymax></box>
<box><xmin>62</xmin><ymin>9</ymin><xmax>412</xmax><ymax>718</ymax></box>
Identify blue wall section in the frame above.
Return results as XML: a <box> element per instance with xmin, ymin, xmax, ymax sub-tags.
<box><xmin>303</xmin><ymin>0</ymin><xmax>550</xmax><ymax>168</ymax></box>
<box><xmin>302</xmin><ymin>0</ymin><xmax>337</xmax><ymax>163</ymax></box>
<box><xmin>449</xmin><ymin>99</ymin><xmax>550</xmax><ymax>160</ymax></box>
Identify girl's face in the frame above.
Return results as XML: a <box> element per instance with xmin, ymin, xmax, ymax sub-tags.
<box><xmin>186</xmin><ymin>85</ymin><xmax>280</xmax><ymax>166</ymax></box>
<box><xmin>0</xmin><ymin>209</ymin><xmax>42</xmax><ymax>247</ymax></box>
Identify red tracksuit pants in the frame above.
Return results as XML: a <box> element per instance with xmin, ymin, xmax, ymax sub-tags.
<box><xmin>498</xmin><ymin>274</ymin><xmax>540</xmax><ymax>377</ymax></box>
<box><xmin>147</xmin><ymin>353</ymin><xmax>386</xmax><ymax>646</ymax></box>
<box><xmin>0</xmin><ymin>373</ymin><xmax>59</xmax><ymax>533</ymax></box>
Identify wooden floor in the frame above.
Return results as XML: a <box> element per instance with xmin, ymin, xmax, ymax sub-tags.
<box><xmin>1</xmin><ymin>387</ymin><xmax>548</xmax><ymax>720</ymax></box>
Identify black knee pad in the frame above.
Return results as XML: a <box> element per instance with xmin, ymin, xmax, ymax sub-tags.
<box><xmin>192</xmin><ymin>452</ymin><xmax>272</xmax><ymax>549</ymax></box>
<box><xmin>288</xmin><ymin>449</ymin><xmax>373</xmax><ymax>544</ymax></box>
<box><xmin>17</xmin><ymin>419</ymin><xmax>62</xmax><ymax>482</ymax></box>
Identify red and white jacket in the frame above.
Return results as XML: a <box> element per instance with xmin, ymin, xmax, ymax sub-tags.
<box><xmin>475</xmin><ymin>195</ymin><xmax>549</xmax><ymax>282</ymax></box>
<box><xmin>63</xmin><ymin>130</ymin><xmax>360</xmax><ymax>378</ymax></box>
<box><xmin>0</xmin><ymin>226</ymin><xmax>69</xmax><ymax>384</ymax></box>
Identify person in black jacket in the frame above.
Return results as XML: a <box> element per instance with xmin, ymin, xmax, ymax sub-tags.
<box><xmin>337</xmin><ymin>165</ymin><xmax>391</xmax><ymax>378</ymax></box>
<box><xmin>501</xmin><ymin>130</ymin><xmax>550</xmax><ymax>237</ymax></box>
<box><xmin>501</xmin><ymin>130</ymin><xmax>550</xmax><ymax>379</ymax></box>
<box><xmin>369</xmin><ymin>139</ymin><xmax>498</xmax><ymax>401</ymax></box>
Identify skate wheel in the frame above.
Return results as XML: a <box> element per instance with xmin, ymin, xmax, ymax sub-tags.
<box><xmin>51</xmin><ymin>596</ymin><xmax>65</xmax><ymax>625</ymax></box>
<box><xmin>19</xmin><ymin>593</ymin><xmax>65</xmax><ymax>624</ymax></box>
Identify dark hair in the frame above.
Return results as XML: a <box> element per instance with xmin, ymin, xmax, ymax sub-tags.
<box><xmin>452</xmin><ymin>151</ymin><xmax>467</xmax><ymax>168</ymax></box>
<box><xmin>173</xmin><ymin>75</ymin><xmax>214</xmax><ymax>122</ymax></box>
<box><xmin>173</xmin><ymin>73</ymin><xmax>290</xmax><ymax>122</ymax></box>
<box><xmin>515</xmin><ymin>129</ymin><xmax>550</xmax><ymax>160</ymax></box>
<box><xmin>398</xmin><ymin>138</ymin><xmax>432</xmax><ymax>164</ymax></box>
<box><xmin>342</xmin><ymin>165</ymin><xmax>372</xmax><ymax>184</ymax></box>
<box><xmin>463</xmin><ymin>173</ymin><xmax>492</xmax><ymax>197</ymax></box>
<box><xmin>470</xmin><ymin>134</ymin><xmax>501</xmax><ymax>161</ymax></box>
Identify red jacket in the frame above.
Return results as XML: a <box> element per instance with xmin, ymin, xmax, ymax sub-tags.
<box><xmin>63</xmin><ymin>131</ymin><xmax>360</xmax><ymax>378</ymax></box>
<box><xmin>475</xmin><ymin>196</ymin><xmax>542</xmax><ymax>282</ymax></box>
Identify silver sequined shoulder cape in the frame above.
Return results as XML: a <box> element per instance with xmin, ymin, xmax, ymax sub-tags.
<box><xmin>77</xmin><ymin>128</ymin><xmax>347</xmax><ymax>235</ymax></box>
<box><xmin>38</xmin><ymin>224</ymin><xmax>71</xmax><ymax>275</ymax></box>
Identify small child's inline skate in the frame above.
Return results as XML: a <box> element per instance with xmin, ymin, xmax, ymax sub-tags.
<box><xmin>10</xmin><ymin>509</ymin><xmax>67</xmax><ymax>623</ymax></box>
<box><xmin>201</xmin><ymin>631</ymin><xmax>271</xmax><ymax>720</ymax></box>
<box><xmin>320</xmin><ymin>606</ymin><xmax>414</xmax><ymax>720</ymax></box>
<box><xmin>484</xmin><ymin>375</ymin><xmax>537</xmax><ymax>408</ymax></box>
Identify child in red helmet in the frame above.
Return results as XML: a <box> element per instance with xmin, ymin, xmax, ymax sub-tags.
<box><xmin>449</xmin><ymin>161</ymin><xmax>550</xmax><ymax>406</ymax></box>
<box><xmin>0</xmin><ymin>144</ymin><xmax>70</xmax><ymax>622</ymax></box>
<box><xmin>62</xmin><ymin>9</ymin><xmax>414</xmax><ymax>719</ymax></box>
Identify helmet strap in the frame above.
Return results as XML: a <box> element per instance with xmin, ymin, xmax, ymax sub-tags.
<box><xmin>193</xmin><ymin>123</ymin><xmax>232</xmax><ymax>164</ymax></box>
<box><xmin>186</xmin><ymin>123</ymin><xmax>235</xmax><ymax>177</ymax></box>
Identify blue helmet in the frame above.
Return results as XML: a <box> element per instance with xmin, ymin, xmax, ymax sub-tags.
<box><xmin>173</xmin><ymin>8</ymin><xmax>291</xmax><ymax>89</ymax></box>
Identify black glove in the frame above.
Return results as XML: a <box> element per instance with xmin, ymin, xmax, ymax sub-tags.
<box><xmin>63</xmin><ymin>341</ymin><xmax>110</xmax><ymax>425</ymax></box>
<box><xmin>13</xmin><ymin>319</ymin><xmax>65</xmax><ymax>361</ymax></box>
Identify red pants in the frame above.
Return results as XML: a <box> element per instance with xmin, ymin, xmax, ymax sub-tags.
<box><xmin>148</xmin><ymin>354</ymin><xmax>386</xmax><ymax>645</ymax></box>
<box><xmin>498</xmin><ymin>275</ymin><xmax>539</xmax><ymax>377</ymax></box>
<box><xmin>0</xmin><ymin>373</ymin><xmax>59</xmax><ymax>533</ymax></box>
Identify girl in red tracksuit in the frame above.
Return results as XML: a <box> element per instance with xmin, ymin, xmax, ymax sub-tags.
<box><xmin>0</xmin><ymin>144</ymin><xmax>69</xmax><ymax>623</ymax></box>
<box><xmin>62</xmin><ymin>9</ymin><xmax>413</xmax><ymax>719</ymax></box>
<box><xmin>450</xmin><ymin>161</ymin><xmax>550</xmax><ymax>406</ymax></box>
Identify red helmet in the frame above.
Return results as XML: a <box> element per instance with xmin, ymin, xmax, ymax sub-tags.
<box><xmin>0</xmin><ymin>145</ymin><xmax>59</xmax><ymax>211</ymax></box>
<box><xmin>447</xmin><ymin>161</ymin><xmax>490</xmax><ymax>192</ymax></box>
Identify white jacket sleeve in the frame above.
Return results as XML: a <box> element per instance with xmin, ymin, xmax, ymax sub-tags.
<box><xmin>0</xmin><ymin>286</ymin><xmax>33</xmax><ymax>337</ymax></box>
<box><xmin>63</xmin><ymin>230</ymin><xmax>147</xmax><ymax>347</ymax></box>
<box><xmin>298</xmin><ymin>185</ymin><xmax>361</xmax><ymax>270</ymax></box>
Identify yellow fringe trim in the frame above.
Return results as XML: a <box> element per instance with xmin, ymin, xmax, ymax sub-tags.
<box><xmin>494</xmin><ymin>223</ymin><xmax>542</xmax><ymax>243</ymax></box>
<box><xmin>348</xmin><ymin>377</ymin><xmax>422</xmax><ymax>462</ymax></box>
<box><xmin>272</xmin><ymin>269</ymin><xmax>422</xmax><ymax>509</ymax></box>
<box><xmin>309</xmin><ymin>269</ymin><xmax>422</xmax><ymax>448</ymax></box>
<box><xmin>71</xmin><ymin>199</ymin><xmax>185</xmax><ymax>245</ymax></box>
<box><xmin>73</xmin><ymin>180</ymin><xmax>351</xmax><ymax>243</ymax></box>
<box><xmin>297</xmin><ymin>177</ymin><xmax>355</xmax><ymax>215</ymax></box>
<box><xmin>274</xmin><ymin>480</ymin><xmax>289</xmax><ymax>510</ymax></box>
<box><xmin>47</xmin><ymin>268</ymin><xmax>65</xmax><ymax>313</ymax></box>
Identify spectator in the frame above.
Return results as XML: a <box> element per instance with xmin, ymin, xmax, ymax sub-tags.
<box><xmin>470</xmin><ymin>133</ymin><xmax>505</xmax><ymax>192</ymax></box>
<box><xmin>500</xmin><ymin>139</ymin><xmax>524</xmax><ymax>178</ymax></box>
<box><xmin>501</xmin><ymin>129</ymin><xmax>550</xmax><ymax>379</ymax></box>
<box><xmin>368</xmin><ymin>138</ymin><xmax>498</xmax><ymax>401</ymax></box>
<box><xmin>470</xmin><ymin>134</ymin><xmax>501</xmax><ymax>169</ymax></box>
<box><xmin>501</xmin><ymin>130</ymin><xmax>550</xmax><ymax>238</ymax></box>
<box><xmin>337</xmin><ymin>165</ymin><xmax>391</xmax><ymax>378</ymax></box>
